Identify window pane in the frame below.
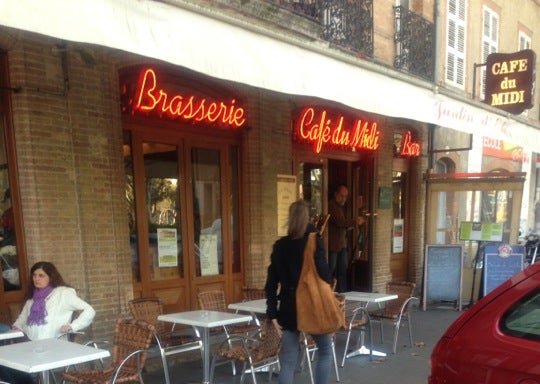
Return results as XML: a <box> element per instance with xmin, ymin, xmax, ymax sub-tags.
<box><xmin>501</xmin><ymin>290</ymin><xmax>540</xmax><ymax>341</ymax></box>
<box><xmin>298</xmin><ymin>162</ymin><xmax>323</xmax><ymax>221</ymax></box>
<box><xmin>144</xmin><ymin>142</ymin><xmax>182</xmax><ymax>281</ymax></box>
<box><xmin>124</xmin><ymin>131</ymin><xmax>139</xmax><ymax>282</ymax></box>
<box><xmin>0</xmin><ymin>116</ymin><xmax>19</xmax><ymax>291</ymax></box>
<box><xmin>192</xmin><ymin>148</ymin><xmax>223</xmax><ymax>277</ymax></box>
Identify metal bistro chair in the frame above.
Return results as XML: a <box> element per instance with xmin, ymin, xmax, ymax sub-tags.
<box><xmin>128</xmin><ymin>297</ymin><xmax>203</xmax><ymax>384</ymax></box>
<box><xmin>210</xmin><ymin>319</ymin><xmax>281</xmax><ymax>384</ymax></box>
<box><xmin>62</xmin><ymin>318</ymin><xmax>155</xmax><ymax>384</ymax></box>
<box><xmin>300</xmin><ymin>332</ymin><xmax>340</xmax><ymax>383</ymax></box>
<box><xmin>370</xmin><ymin>281</ymin><xmax>418</xmax><ymax>354</ymax></box>
<box><xmin>197</xmin><ymin>290</ymin><xmax>260</xmax><ymax>336</ymax></box>
<box><xmin>241</xmin><ymin>286</ymin><xmax>266</xmax><ymax>301</ymax></box>
<box><xmin>198</xmin><ymin>289</ymin><xmax>260</xmax><ymax>376</ymax></box>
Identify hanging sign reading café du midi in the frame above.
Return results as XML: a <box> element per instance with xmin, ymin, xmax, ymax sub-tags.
<box><xmin>484</xmin><ymin>49</ymin><xmax>536</xmax><ymax>115</ymax></box>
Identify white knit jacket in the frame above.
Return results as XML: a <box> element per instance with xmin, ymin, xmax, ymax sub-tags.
<box><xmin>13</xmin><ymin>286</ymin><xmax>95</xmax><ymax>340</ymax></box>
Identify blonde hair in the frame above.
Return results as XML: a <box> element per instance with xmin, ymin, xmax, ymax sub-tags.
<box><xmin>287</xmin><ymin>200</ymin><xmax>310</xmax><ymax>239</ymax></box>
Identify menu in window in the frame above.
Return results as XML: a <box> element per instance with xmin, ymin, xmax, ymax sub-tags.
<box><xmin>157</xmin><ymin>228</ymin><xmax>178</xmax><ymax>267</ymax></box>
<box><xmin>200</xmin><ymin>233</ymin><xmax>219</xmax><ymax>276</ymax></box>
<box><xmin>392</xmin><ymin>219</ymin><xmax>404</xmax><ymax>253</ymax></box>
<box><xmin>459</xmin><ymin>221</ymin><xmax>504</xmax><ymax>241</ymax></box>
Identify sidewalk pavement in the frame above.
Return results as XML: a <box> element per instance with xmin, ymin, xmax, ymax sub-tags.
<box><xmin>142</xmin><ymin>306</ymin><xmax>462</xmax><ymax>384</ymax></box>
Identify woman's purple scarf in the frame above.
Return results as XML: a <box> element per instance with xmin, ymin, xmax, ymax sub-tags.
<box><xmin>27</xmin><ymin>285</ymin><xmax>54</xmax><ymax>326</ymax></box>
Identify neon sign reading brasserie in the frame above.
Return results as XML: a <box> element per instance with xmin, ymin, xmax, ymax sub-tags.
<box><xmin>132</xmin><ymin>68</ymin><xmax>246</xmax><ymax>128</ymax></box>
<box><xmin>296</xmin><ymin>107</ymin><xmax>381</xmax><ymax>154</ymax></box>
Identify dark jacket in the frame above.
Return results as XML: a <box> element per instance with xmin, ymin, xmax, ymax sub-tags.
<box><xmin>327</xmin><ymin>199</ymin><xmax>355</xmax><ymax>252</ymax></box>
<box><xmin>265</xmin><ymin>225</ymin><xmax>332</xmax><ymax>331</ymax></box>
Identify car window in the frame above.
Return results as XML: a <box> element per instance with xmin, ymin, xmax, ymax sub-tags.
<box><xmin>500</xmin><ymin>289</ymin><xmax>540</xmax><ymax>341</ymax></box>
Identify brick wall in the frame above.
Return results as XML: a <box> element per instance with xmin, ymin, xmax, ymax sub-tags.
<box><xmin>4</xmin><ymin>30</ymin><xmax>131</xmax><ymax>339</ymax></box>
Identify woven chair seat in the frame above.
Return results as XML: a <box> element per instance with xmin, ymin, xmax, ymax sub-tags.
<box><xmin>370</xmin><ymin>311</ymin><xmax>399</xmax><ymax>320</ymax></box>
<box><xmin>347</xmin><ymin>317</ymin><xmax>369</xmax><ymax>328</ymax></box>
<box><xmin>63</xmin><ymin>366</ymin><xmax>137</xmax><ymax>384</ymax></box>
<box><xmin>62</xmin><ymin>318</ymin><xmax>155</xmax><ymax>384</ymax></box>
<box><xmin>128</xmin><ymin>297</ymin><xmax>202</xmax><ymax>384</ymax></box>
<box><xmin>210</xmin><ymin>320</ymin><xmax>281</xmax><ymax>384</ymax></box>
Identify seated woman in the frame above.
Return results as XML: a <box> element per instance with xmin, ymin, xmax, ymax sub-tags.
<box><xmin>0</xmin><ymin>261</ymin><xmax>96</xmax><ymax>383</ymax></box>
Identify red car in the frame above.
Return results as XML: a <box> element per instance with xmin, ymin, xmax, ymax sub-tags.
<box><xmin>430</xmin><ymin>262</ymin><xmax>540</xmax><ymax>383</ymax></box>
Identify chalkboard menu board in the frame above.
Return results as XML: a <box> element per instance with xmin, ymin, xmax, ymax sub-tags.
<box><xmin>423</xmin><ymin>245</ymin><xmax>463</xmax><ymax>311</ymax></box>
<box><xmin>483</xmin><ymin>244</ymin><xmax>524</xmax><ymax>295</ymax></box>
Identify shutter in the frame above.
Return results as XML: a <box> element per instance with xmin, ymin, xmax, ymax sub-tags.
<box><xmin>445</xmin><ymin>0</ymin><xmax>466</xmax><ymax>88</ymax></box>
<box><xmin>480</xmin><ymin>6</ymin><xmax>498</xmax><ymax>100</ymax></box>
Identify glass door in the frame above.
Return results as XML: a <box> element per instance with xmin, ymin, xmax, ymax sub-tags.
<box><xmin>190</xmin><ymin>146</ymin><xmax>224</xmax><ymax>278</ymax></box>
<box><xmin>125</xmin><ymin>131</ymin><xmax>241</xmax><ymax>312</ymax></box>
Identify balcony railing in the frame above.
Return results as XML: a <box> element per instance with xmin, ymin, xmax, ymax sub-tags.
<box><xmin>270</xmin><ymin>0</ymin><xmax>374</xmax><ymax>57</ymax></box>
<box><xmin>393</xmin><ymin>5</ymin><xmax>434</xmax><ymax>81</ymax></box>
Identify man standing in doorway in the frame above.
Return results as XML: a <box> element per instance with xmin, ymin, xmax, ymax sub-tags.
<box><xmin>328</xmin><ymin>184</ymin><xmax>362</xmax><ymax>293</ymax></box>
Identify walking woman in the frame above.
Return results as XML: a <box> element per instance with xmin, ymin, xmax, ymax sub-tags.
<box><xmin>265</xmin><ymin>200</ymin><xmax>333</xmax><ymax>384</ymax></box>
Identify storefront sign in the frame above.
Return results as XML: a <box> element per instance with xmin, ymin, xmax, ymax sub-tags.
<box><xmin>132</xmin><ymin>68</ymin><xmax>246</xmax><ymax>128</ymax></box>
<box><xmin>482</xmin><ymin>136</ymin><xmax>528</xmax><ymax>163</ymax></box>
<box><xmin>484</xmin><ymin>50</ymin><xmax>536</xmax><ymax>114</ymax></box>
<box><xmin>399</xmin><ymin>131</ymin><xmax>421</xmax><ymax>157</ymax></box>
<box><xmin>295</xmin><ymin>108</ymin><xmax>380</xmax><ymax>154</ymax></box>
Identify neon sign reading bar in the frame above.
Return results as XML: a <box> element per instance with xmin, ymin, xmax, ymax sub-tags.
<box><xmin>133</xmin><ymin>68</ymin><xmax>246</xmax><ymax>128</ymax></box>
<box><xmin>399</xmin><ymin>131</ymin><xmax>420</xmax><ymax>157</ymax></box>
<box><xmin>296</xmin><ymin>108</ymin><xmax>380</xmax><ymax>153</ymax></box>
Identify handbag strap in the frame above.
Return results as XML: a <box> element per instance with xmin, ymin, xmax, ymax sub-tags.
<box><xmin>300</xmin><ymin>232</ymin><xmax>317</xmax><ymax>279</ymax></box>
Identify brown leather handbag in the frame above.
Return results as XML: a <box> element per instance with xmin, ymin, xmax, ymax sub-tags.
<box><xmin>296</xmin><ymin>232</ymin><xmax>345</xmax><ymax>335</ymax></box>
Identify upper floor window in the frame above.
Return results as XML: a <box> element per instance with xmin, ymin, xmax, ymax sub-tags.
<box><xmin>518</xmin><ymin>31</ymin><xmax>531</xmax><ymax>50</ymax></box>
<box><xmin>445</xmin><ymin>0</ymin><xmax>466</xmax><ymax>88</ymax></box>
<box><xmin>480</xmin><ymin>6</ymin><xmax>499</xmax><ymax>100</ymax></box>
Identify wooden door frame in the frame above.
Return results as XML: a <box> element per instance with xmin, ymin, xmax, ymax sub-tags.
<box><xmin>126</xmin><ymin>126</ymin><xmax>241</xmax><ymax>311</ymax></box>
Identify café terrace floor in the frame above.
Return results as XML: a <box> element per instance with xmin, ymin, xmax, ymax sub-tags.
<box><xmin>139</xmin><ymin>306</ymin><xmax>461</xmax><ymax>384</ymax></box>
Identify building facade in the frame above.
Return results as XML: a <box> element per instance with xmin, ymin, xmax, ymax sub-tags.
<box><xmin>0</xmin><ymin>0</ymin><xmax>538</xmax><ymax>338</ymax></box>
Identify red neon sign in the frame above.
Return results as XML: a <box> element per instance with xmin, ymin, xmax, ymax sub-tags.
<box><xmin>296</xmin><ymin>108</ymin><xmax>380</xmax><ymax>154</ymax></box>
<box><xmin>133</xmin><ymin>68</ymin><xmax>246</xmax><ymax>128</ymax></box>
<box><xmin>399</xmin><ymin>131</ymin><xmax>420</xmax><ymax>157</ymax></box>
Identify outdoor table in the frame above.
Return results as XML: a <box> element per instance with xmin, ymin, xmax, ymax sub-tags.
<box><xmin>0</xmin><ymin>337</ymin><xmax>110</xmax><ymax>384</ymax></box>
<box><xmin>0</xmin><ymin>329</ymin><xmax>24</xmax><ymax>341</ymax></box>
<box><xmin>158</xmin><ymin>310</ymin><xmax>252</xmax><ymax>384</ymax></box>
<box><xmin>228</xmin><ymin>298</ymin><xmax>266</xmax><ymax>321</ymax></box>
<box><xmin>342</xmin><ymin>291</ymin><xmax>398</xmax><ymax>358</ymax></box>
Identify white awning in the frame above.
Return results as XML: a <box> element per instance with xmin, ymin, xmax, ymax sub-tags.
<box><xmin>1</xmin><ymin>0</ymin><xmax>538</xmax><ymax>149</ymax></box>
